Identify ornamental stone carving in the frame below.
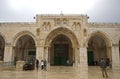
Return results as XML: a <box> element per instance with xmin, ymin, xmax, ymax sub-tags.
<box><xmin>55</xmin><ymin>18</ymin><xmax>68</xmax><ymax>26</ymax></box>
<box><xmin>42</xmin><ymin>22</ymin><xmax>51</xmax><ymax>31</ymax></box>
<box><xmin>72</xmin><ymin>22</ymin><xmax>81</xmax><ymax>30</ymax></box>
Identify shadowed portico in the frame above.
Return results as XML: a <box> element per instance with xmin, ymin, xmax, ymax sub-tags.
<box><xmin>44</xmin><ymin>27</ymin><xmax>79</xmax><ymax>66</ymax></box>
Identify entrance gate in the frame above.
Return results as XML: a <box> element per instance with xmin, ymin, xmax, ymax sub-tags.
<box><xmin>87</xmin><ymin>51</ymin><xmax>94</xmax><ymax>66</ymax></box>
<box><xmin>54</xmin><ymin>44</ymin><xmax>68</xmax><ymax>65</ymax></box>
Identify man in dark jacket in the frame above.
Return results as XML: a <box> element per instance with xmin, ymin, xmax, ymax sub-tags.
<box><xmin>36</xmin><ymin>59</ymin><xmax>39</xmax><ymax>71</ymax></box>
<box><xmin>99</xmin><ymin>58</ymin><xmax>108</xmax><ymax>78</ymax></box>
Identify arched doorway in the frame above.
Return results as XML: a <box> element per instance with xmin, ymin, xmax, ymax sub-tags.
<box><xmin>50</xmin><ymin>34</ymin><xmax>73</xmax><ymax>66</ymax></box>
<box><xmin>15</xmin><ymin>35</ymin><xmax>36</xmax><ymax>65</ymax></box>
<box><xmin>87</xmin><ymin>35</ymin><xmax>110</xmax><ymax>66</ymax></box>
<box><xmin>0</xmin><ymin>35</ymin><xmax>5</xmax><ymax>61</ymax></box>
<box><xmin>45</xmin><ymin>27</ymin><xmax>79</xmax><ymax>66</ymax></box>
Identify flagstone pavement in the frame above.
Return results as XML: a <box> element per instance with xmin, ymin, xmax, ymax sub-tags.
<box><xmin>0</xmin><ymin>66</ymin><xmax>119</xmax><ymax>79</ymax></box>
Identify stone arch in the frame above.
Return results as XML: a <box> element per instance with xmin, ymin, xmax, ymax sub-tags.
<box><xmin>45</xmin><ymin>27</ymin><xmax>79</xmax><ymax>48</ymax></box>
<box><xmin>0</xmin><ymin>32</ymin><xmax>7</xmax><ymax>43</ymax></box>
<box><xmin>45</xmin><ymin>27</ymin><xmax>79</xmax><ymax>66</ymax></box>
<box><xmin>87</xmin><ymin>31</ymin><xmax>112</xmax><ymax>47</ymax></box>
<box><xmin>13</xmin><ymin>31</ymin><xmax>37</xmax><ymax>46</ymax></box>
<box><xmin>0</xmin><ymin>32</ymin><xmax>6</xmax><ymax>60</ymax></box>
<box><xmin>12</xmin><ymin>31</ymin><xmax>37</xmax><ymax>66</ymax></box>
<box><xmin>87</xmin><ymin>31</ymin><xmax>112</xmax><ymax>66</ymax></box>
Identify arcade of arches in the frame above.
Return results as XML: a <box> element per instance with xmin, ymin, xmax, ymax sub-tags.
<box><xmin>0</xmin><ymin>32</ymin><xmax>120</xmax><ymax>68</ymax></box>
<box><xmin>0</xmin><ymin>14</ymin><xmax>120</xmax><ymax>72</ymax></box>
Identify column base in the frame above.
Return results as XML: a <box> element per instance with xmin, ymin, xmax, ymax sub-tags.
<box><xmin>74</xmin><ymin>65</ymin><xmax>88</xmax><ymax>79</ymax></box>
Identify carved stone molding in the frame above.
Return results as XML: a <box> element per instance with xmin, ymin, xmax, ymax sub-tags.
<box><xmin>42</xmin><ymin>22</ymin><xmax>51</xmax><ymax>31</ymax></box>
<box><xmin>72</xmin><ymin>22</ymin><xmax>81</xmax><ymax>30</ymax></box>
<box><xmin>55</xmin><ymin>18</ymin><xmax>68</xmax><ymax>26</ymax></box>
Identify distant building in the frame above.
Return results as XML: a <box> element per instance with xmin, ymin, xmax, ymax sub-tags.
<box><xmin>0</xmin><ymin>14</ymin><xmax>120</xmax><ymax>70</ymax></box>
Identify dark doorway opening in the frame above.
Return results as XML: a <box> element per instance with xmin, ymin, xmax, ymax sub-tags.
<box><xmin>50</xmin><ymin>34</ymin><xmax>73</xmax><ymax>66</ymax></box>
<box><xmin>54</xmin><ymin>44</ymin><xmax>68</xmax><ymax>66</ymax></box>
<box><xmin>27</xmin><ymin>51</ymin><xmax>36</xmax><ymax>64</ymax></box>
<box><xmin>87</xmin><ymin>51</ymin><xmax>94</xmax><ymax>66</ymax></box>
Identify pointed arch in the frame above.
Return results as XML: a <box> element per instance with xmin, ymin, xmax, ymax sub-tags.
<box><xmin>12</xmin><ymin>31</ymin><xmax>37</xmax><ymax>64</ymax></box>
<box><xmin>87</xmin><ymin>31</ymin><xmax>112</xmax><ymax>47</ymax></box>
<box><xmin>45</xmin><ymin>27</ymin><xmax>79</xmax><ymax>48</ymax></box>
<box><xmin>0</xmin><ymin>32</ymin><xmax>7</xmax><ymax>43</ymax></box>
<box><xmin>12</xmin><ymin>31</ymin><xmax>37</xmax><ymax>46</ymax></box>
<box><xmin>44</xmin><ymin>27</ymin><xmax>79</xmax><ymax>66</ymax></box>
<box><xmin>87</xmin><ymin>31</ymin><xmax>112</xmax><ymax>66</ymax></box>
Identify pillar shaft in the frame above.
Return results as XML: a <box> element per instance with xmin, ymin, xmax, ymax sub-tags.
<box><xmin>36</xmin><ymin>46</ymin><xmax>44</xmax><ymax>61</ymax></box>
<box><xmin>79</xmin><ymin>47</ymin><xmax>88</xmax><ymax>66</ymax></box>
<box><xmin>4</xmin><ymin>45</ymin><xmax>13</xmax><ymax>62</ymax></box>
<box><xmin>78</xmin><ymin>47</ymin><xmax>88</xmax><ymax>79</ymax></box>
<box><xmin>44</xmin><ymin>46</ymin><xmax>50</xmax><ymax>68</ymax></box>
<box><xmin>111</xmin><ymin>45</ymin><xmax>120</xmax><ymax>70</ymax></box>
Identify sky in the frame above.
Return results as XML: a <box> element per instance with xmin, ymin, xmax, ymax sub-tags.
<box><xmin>0</xmin><ymin>0</ymin><xmax>120</xmax><ymax>23</ymax></box>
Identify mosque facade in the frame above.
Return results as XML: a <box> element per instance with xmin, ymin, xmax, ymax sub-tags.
<box><xmin>0</xmin><ymin>14</ymin><xmax>120</xmax><ymax>71</ymax></box>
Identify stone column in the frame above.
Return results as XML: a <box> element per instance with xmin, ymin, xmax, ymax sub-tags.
<box><xmin>36</xmin><ymin>46</ymin><xmax>44</xmax><ymax>62</ymax></box>
<box><xmin>4</xmin><ymin>44</ymin><xmax>13</xmax><ymax>62</ymax></box>
<box><xmin>78</xmin><ymin>47</ymin><xmax>88</xmax><ymax>79</ymax></box>
<box><xmin>45</xmin><ymin>46</ymin><xmax>50</xmax><ymax>69</ymax></box>
<box><xmin>79</xmin><ymin>47</ymin><xmax>88</xmax><ymax>67</ymax></box>
<box><xmin>74</xmin><ymin>47</ymin><xmax>78</xmax><ymax>66</ymax></box>
<box><xmin>44</xmin><ymin>47</ymin><xmax>46</xmax><ymax>60</ymax></box>
<box><xmin>107</xmin><ymin>47</ymin><xmax>112</xmax><ymax>61</ymax></box>
<box><xmin>72</xmin><ymin>48</ymin><xmax>75</xmax><ymax>66</ymax></box>
<box><xmin>44</xmin><ymin>47</ymin><xmax>48</xmax><ymax>62</ymax></box>
<box><xmin>111</xmin><ymin>45</ymin><xmax>120</xmax><ymax>70</ymax></box>
<box><xmin>48</xmin><ymin>47</ymin><xmax>50</xmax><ymax>64</ymax></box>
<box><xmin>77</xmin><ymin>47</ymin><xmax>80</xmax><ymax>66</ymax></box>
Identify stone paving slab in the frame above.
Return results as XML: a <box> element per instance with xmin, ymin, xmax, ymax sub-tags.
<box><xmin>0</xmin><ymin>66</ymin><xmax>119</xmax><ymax>79</ymax></box>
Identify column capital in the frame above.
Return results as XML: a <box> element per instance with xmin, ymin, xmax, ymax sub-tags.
<box><xmin>36</xmin><ymin>45</ymin><xmax>44</xmax><ymax>47</ymax></box>
<box><xmin>44</xmin><ymin>45</ymin><xmax>51</xmax><ymax>48</ymax></box>
<box><xmin>5</xmin><ymin>43</ymin><xmax>12</xmax><ymax>47</ymax></box>
<box><xmin>112</xmin><ymin>43</ymin><xmax>119</xmax><ymax>47</ymax></box>
<box><xmin>36</xmin><ymin>45</ymin><xmax>51</xmax><ymax>48</ymax></box>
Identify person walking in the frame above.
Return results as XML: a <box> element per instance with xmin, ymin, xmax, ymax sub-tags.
<box><xmin>44</xmin><ymin>60</ymin><xmax>47</xmax><ymax>71</ymax></box>
<box><xmin>36</xmin><ymin>59</ymin><xmax>39</xmax><ymax>71</ymax></box>
<box><xmin>41</xmin><ymin>60</ymin><xmax>44</xmax><ymax>70</ymax></box>
<box><xmin>99</xmin><ymin>58</ymin><xmax>108</xmax><ymax>78</ymax></box>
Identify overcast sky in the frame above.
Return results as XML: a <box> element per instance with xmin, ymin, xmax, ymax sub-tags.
<box><xmin>0</xmin><ymin>0</ymin><xmax>120</xmax><ymax>23</ymax></box>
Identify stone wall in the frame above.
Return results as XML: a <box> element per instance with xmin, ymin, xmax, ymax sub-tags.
<box><xmin>0</xmin><ymin>14</ymin><xmax>120</xmax><ymax>71</ymax></box>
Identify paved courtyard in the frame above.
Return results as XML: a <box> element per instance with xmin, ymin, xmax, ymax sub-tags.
<box><xmin>0</xmin><ymin>66</ymin><xmax>119</xmax><ymax>79</ymax></box>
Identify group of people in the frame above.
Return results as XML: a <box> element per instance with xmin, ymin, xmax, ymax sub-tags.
<box><xmin>93</xmin><ymin>58</ymin><xmax>112</xmax><ymax>67</ymax></box>
<box><xmin>36</xmin><ymin>58</ymin><xmax>110</xmax><ymax>78</ymax></box>
<box><xmin>36</xmin><ymin>59</ymin><xmax>47</xmax><ymax>71</ymax></box>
